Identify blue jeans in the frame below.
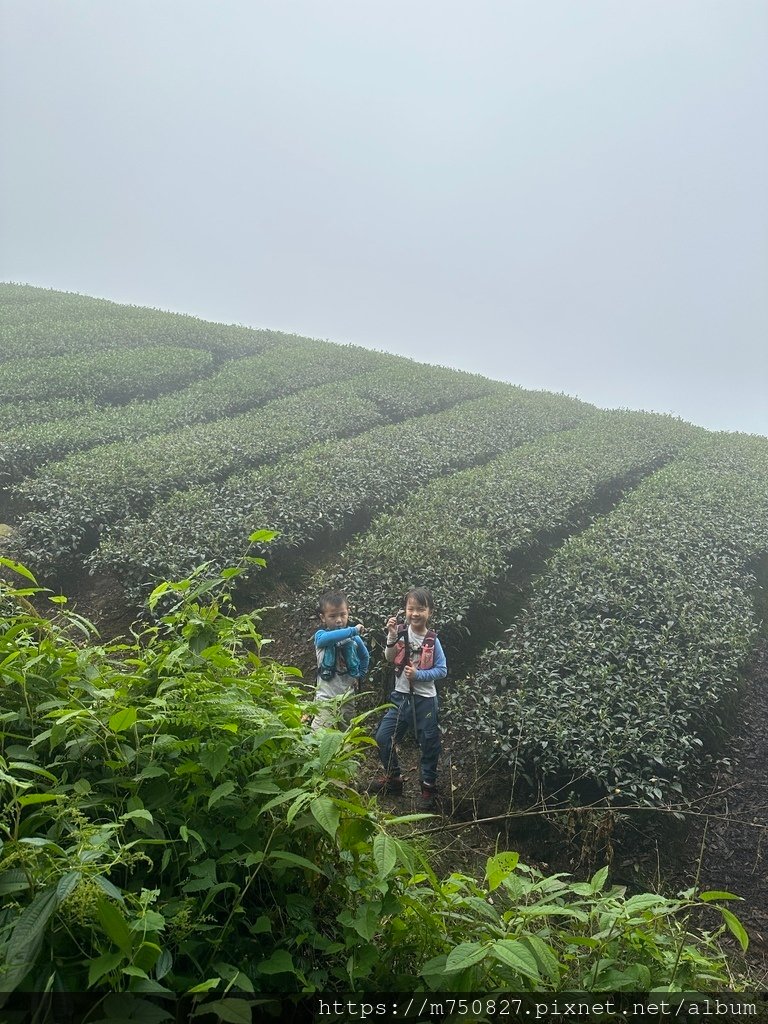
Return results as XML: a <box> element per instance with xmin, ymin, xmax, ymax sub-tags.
<box><xmin>375</xmin><ymin>691</ymin><xmax>440</xmax><ymax>787</ymax></box>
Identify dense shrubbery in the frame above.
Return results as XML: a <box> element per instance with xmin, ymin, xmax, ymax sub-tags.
<box><xmin>0</xmin><ymin>399</ymin><xmax>100</xmax><ymax>433</ymax></box>
<box><xmin>0</xmin><ymin>284</ymin><xmax>284</xmax><ymax>360</ymax></box>
<box><xmin>12</xmin><ymin>363</ymin><xmax>497</xmax><ymax>573</ymax></box>
<box><xmin>312</xmin><ymin>412</ymin><xmax>700</xmax><ymax>636</ymax></box>
<box><xmin>0</xmin><ymin>347</ymin><xmax>216</xmax><ymax>406</ymax></box>
<box><xmin>94</xmin><ymin>389</ymin><xmax>594</xmax><ymax>595</ymax></box>
<box><xmin>0</xmin><ymin>555</ymin><xmax>748</xmax><ymax>999</ymax></box>
<box><xmin>458</xmin><ymin>433</ymin><xmax>768</xmax><ymax>805</ymax></box>
<box><xmin>0</xmin><ymin>341</ymin><xmax>381</xmax><ymax>482</ymax></box>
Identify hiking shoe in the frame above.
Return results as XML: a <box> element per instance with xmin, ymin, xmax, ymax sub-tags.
<box><xmin>366</xmin><ymin>774</ymin><xmax>404</xmax><ymax>796</ymax></box>
<box><xmin>418</xmin><ymin>784</ymin><xmax>438</xmax><ymax>811</ymax></box>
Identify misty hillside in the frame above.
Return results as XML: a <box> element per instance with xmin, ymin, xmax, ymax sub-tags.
<box><xmin>2</xmin><ymin>282</ymin><xmax>767</xmax><ymax>812</ymax></box>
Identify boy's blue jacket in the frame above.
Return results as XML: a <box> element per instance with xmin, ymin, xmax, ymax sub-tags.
<box><xmin>314</xmin><ymin>626</ymin><xmax>370</xmax><ymax>679</ymax></box>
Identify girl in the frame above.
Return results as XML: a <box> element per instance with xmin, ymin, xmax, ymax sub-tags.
<box><xmin>368</xmin><ymin>587</ymin><xmax>447</xmax><ymax>809</ymax></box>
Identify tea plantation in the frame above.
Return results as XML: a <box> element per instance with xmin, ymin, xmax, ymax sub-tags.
<box><xmin>2</xmin><ymin>283</ymin><xmax>766</xmax><ymax>812</ymax></box>
<box><xmin>0</xmin><ymin>284</ymin><xmax>766</xmax><ymax>996</ymax></box>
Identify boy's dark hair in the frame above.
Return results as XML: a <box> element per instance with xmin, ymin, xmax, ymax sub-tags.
<box><xmin>316</xmin><ymin>590</ymin><xmax>349</xmax><ymax>617</ymax></box>
<box><xmin>403</xmin><ymin>586</ymin><xmax>434</xmax><ymax>611</ymax></box>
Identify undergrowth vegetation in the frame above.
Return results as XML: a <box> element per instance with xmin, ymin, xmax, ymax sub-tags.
<box><xmin>0</xmin><ymin>553</ymin><xmax>749</xmax><ymax>999</ymax></box>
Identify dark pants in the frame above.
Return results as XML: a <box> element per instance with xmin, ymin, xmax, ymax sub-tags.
<box><xmin>375</xmin><ymin>691</ymin><xmax>440</xmax><ymax>787</ymax></box>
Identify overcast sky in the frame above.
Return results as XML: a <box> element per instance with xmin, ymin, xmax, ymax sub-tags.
<box><xmin>1</xmin><ymin>1</ymin><xmax>766</xmax><ymax>435</ymax></box>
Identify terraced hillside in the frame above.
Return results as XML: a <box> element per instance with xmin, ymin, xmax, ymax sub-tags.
<box><xmin>2</xmin><ymin>283</ymin><xmax>767</xmax><ymax>813</ymax></box>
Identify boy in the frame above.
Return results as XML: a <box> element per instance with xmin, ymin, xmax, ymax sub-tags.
<box><xmin>368</xmin><ymin>587</ymin><xmax>447</xmax><ymax>810</ymax></box>
<box><xmin>311</xmin><ymin>591</ymin><xmax>369</xmax><ymax>731</ymax></box>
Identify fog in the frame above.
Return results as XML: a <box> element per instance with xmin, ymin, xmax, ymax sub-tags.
<box><xmin>1</xmin><ymin>1</ymin><xmax>766</xmax><ymax>434</ymax></box>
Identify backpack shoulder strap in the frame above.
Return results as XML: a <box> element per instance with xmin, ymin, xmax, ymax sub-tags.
<box><xmin>392</xmin><ymin>625</ymin><xmax>410</xmax><ymax>676</ymax></box>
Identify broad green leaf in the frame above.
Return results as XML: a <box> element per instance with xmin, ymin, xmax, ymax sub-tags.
<box><xmin>520</xmin><ymin>904</ymin><xmax>590</xmax><ymax>923</ymax></box>
<box><xmin>267</xmin><ymin>850</ymin><xmax>323</xmax><ymax>873</ymax></box>
<box><xmin>156</xmin><ymin>948</ymin><xmax>173</xmax><ymax>980</ymax></box>
<box><xmin>623</xmin><ymin>893</ymin><xmax>669</xmax><ymax>913</ymax></box>
<box><xmin>55</xmin><ymin>871</ymin><xmax>81</xmax><ymax>902</ymax></box>
<box><xmin>338</xmin><ymin>903</ymin><xmax>379</xmax><ymax>941</ymax></box>
<box><xmin>18</xmin><ymin>793</ymin><xmax>63</xmax><ymax>808</ymax></box>
<box><xmin>0</xmin><ymin>869</ymin><xmax>30</xmax><ymax>896</ymax></box>
<box><xmin>590</xmin><ymin>865</ymin><xmax>609</xmax><ymax>892</ymax></box>
<box><xmin>258</xmin><ymin>787</ymin><xmax>305</xmax><ymax>814</ymax></box>
<box><xmin>133</xmin><ymin>941</ymin><xmax>162</xmax><ymax>973</ymax></box>
<box><xmin>444</xmin><ymin>941</ymin><xmax>489</xmax><ymax>973</ymax></box>
<box><xmin>88</xmin><ymin>951</ymin><xmax>124</xmax><ymax>986</ymax></box>
<box><xmin>373</xmin><ymin>833</ymin><xmax>397</xmax><ymax>878</ymax></box>
<box><xmin>621</xmin><ymin>963</ymin><xmax>652</xmax><ymax>988</ymax></box>
<box><xmin>310</xmin><ymin>796</ymin><xmax>340</xmax><ymax>838</ymax></box>
<box><xmin>120</xmin><ymin>808</ymin><xmax>154</xmax><ymax>825</ymax></box>
<box><xmin>317</xmin><ymin>729</ymin><xmax>343</xmax><ymax>768</ymax></box>
<box><xmin>9</xmin><ymin>763</ymin><xmax>58</xmax><ymax>782</ymax></box>
<box><xmin>286</xmin><ymin>792</ymin><xmax>311</xmax><ymax>824</ymax></box>
<box><xmin>147</xmin><ymin>581</ymin><xmax>171</xmax><ymax>612</ymax></box>
<box><xmin>719</xmin><ymin>907</ymin><xmax>749</xmax><ymax>951</ymax></box>
<box><xmin>245</xmin><ymin>781</ymin><xmax>281</xmax><ymax>795</ymax></box>
<box><xmin>3</xmin><ymin>885</ymin><xmax>59</xmax><ymax>992</ymax></box>
<box><xmin>187</xmin><ymin>978</ymin><xmax>222</xmax><ymax>994</ymax></box>
<box><xmin>211</xmin><ymin>962</ymin><xmax>255</xmax><ymax>994</ymax></box>
<box><xmin>249</xmin><ymin>530</ymin><xmax>279</xmax><ymax>543</ymax></box>
<box><xmin>109</xmin><ymin>707</ymin><xmax>137</xmax><ymax>733</ymax></box>
<box><xmin>200</xmin><ymin>742</ymin><xmax>230</xmax><ymax>781</ymax></box>
<box><xmin>97</xmin><ymin>897</ymin><xmax>132</xmax><ymax>953</ymax></box>
<box><xmin>523</xmin><ymin>935</ymin><xmax>561</xmax><ymax>985</ymax></box>
<box><xmin>698</xmin><ymin>890</ymin><xmax>742</xmax><ymax>902</ymax></box>
<box><xmin>256</xmin><ymin>950</ymin><xmax>294</xmax><ymax>975</ymax></box>
<box><xmin>486</xmin><ymin>851</ymin><xmax>520</xmax><ymax>891</ymax></box>
<box><xmin>207</xmin><ymin>780</ymin><xmax>236</xmax><ymax>809</ymax></box>
<box><xmin>194</xmin><ymin>999</ymin><xmax>252</xmax><ymax>1024</ymax></box>
<box><xmin>0</xmin><ymin>557</ymin><xmax>38</xmax><ymax>583</ymax></box>
<box><xmin>490</xmin><ymin>939</ymin><xmax>541</xmax><ymax>982</ymax></box>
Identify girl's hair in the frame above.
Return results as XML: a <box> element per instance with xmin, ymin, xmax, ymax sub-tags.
<box><xmin>316</xmin><ymin>590</ymin><xmax>349</xmax><ymax>617</ymax></box>
<box><xmin>404</xmin><ymin>586</ymin><xmax>434</xmax><ymax>611</ymax></box>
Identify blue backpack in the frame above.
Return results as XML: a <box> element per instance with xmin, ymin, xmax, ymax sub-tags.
<box><xmin>319</xmin><ymin>637</ymin><xmax>364</xmax><ymax>681</ymax></box>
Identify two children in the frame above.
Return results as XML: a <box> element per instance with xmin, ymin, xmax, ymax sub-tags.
<box><xmin>310</xmin><ymin>587</ymin><xmax>447</xmax><ymax>812</ymax></box>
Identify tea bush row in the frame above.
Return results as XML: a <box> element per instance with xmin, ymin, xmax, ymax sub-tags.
<box><xmin>0</xmin><ymin>284</ymin><xmax>288</xmax><ymax>360</ymax></box>
<box><xmin>460</xmin><ymin>433</ymin><xmax>768</xmax><ymax>805</ymax></box>
<box><xmin>0</xmin><ymin>346</ymin><xmax>216</xmax><ymax>405</ymax></box>
<box><xmin>0</xmin><ymin>340</ymin><xmax>382</xmax><ymax>482</ymax></box>
<box><xmin>94</xmin><ymin>390</ymin><xmax>594</xmax><ymax>594</ymax></box>
<box><xmin>0</xmin><ymin>398</ymin><xmax>100</xmax><ymax>433</ymax></box>
<box><xmin>313</xmin><ymin>412</ymin><xmax>700</xmax><ymax>635</ymax></box>
<box><xmin>0</xmin><ymin>282</ymin><xmax>115</xmax><ymax>316</ymax></box>
<box><xmin>13</xmin><ymin>363</ymin><xmax>498</xmax><ymax>572</ymax></box>
<box><xmin>0</xmin><ymin>559</ymin><xmax>746</xmax><ymax>996</ymax></box>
